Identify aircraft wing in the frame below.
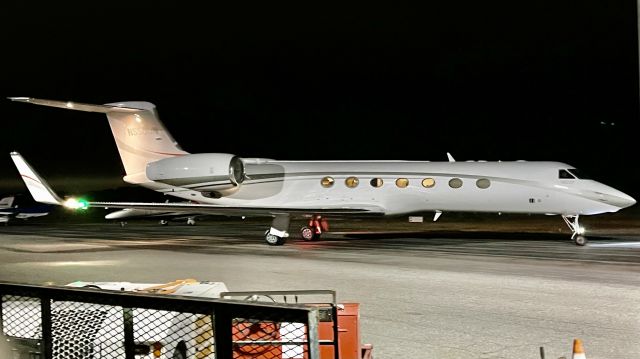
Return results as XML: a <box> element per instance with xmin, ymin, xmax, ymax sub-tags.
<box><xmin>10</xmin><ymin>152</ymin><xmax>385</xmax><ymax>217</ymax></box>
<box><xmin>91</xmin><ymin>201</ymin><xmax>384</xmax><ymax>217</ymax></box>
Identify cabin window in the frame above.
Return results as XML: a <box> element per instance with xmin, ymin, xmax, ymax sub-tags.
<box><xmin>395</xmin><ymin>178</ymin><xmax>409</xmax><ymax>188</ymax></box>
<box><xmin>345</xmin><ymin>176</ymin><xmax>359</xmax><ymax>188</ymax></box>
<box><xmin>370</xmin><ymin>178</ymin><xmax>384</xmax><ymax>187</ymax></box>
<box><xmin>559</xmin><ymin>169</ymin><xmax>576</xmax><ymax>179</ymax></box>
<box><xmin>422</xmin><ymin>178</ymin><xmax>436</xmax><ymax>188</ymax></box>
<box><xmin>476</xmin><ymin>178</ymin><xmax>490</xmax><ymax>189</ymax></box>
<box><xmin>320</xmin><ymin>176</ymin><xmax>335</xmax><ymax>188</ymax></box>
<box><xmin>449</xmin><ymin>178</ymin><xmax>463</xmax><ymax>188</ymax></box>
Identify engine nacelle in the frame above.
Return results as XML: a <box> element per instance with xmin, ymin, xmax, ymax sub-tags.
<box><xmin>146</xmin><ymin>153</ymin><xmax>245</xmax><ymax>196</ymax></box>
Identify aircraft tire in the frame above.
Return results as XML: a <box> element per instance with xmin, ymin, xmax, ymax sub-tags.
<box><xmin>265</xmin><ymin>233</ymin><xmax>285</xmax><ymax>246</ymax></box>
<box><xmin>301</xmin><ymin>226</ymin><xmax>315</xmax><ymax>241</ymax></box>
<box><xmin>574</xmin><ymin>235</ymin><xmax>587</xmax><ymax>246</ymax></box>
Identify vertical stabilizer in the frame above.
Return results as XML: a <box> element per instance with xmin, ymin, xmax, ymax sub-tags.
<box><xmin>0</xmin><ymin>196</ymin><xmax>15</xmax><ymax>208</ymax></box>
<box><xmin>8</xmin><ymin>98</ymin><xmax>189</xmax><ymax>183</ymax></box>
<box><xmin>103</xmin><ymin>101</ymin><xmax>189</xmax><ymax>179</ymax></box>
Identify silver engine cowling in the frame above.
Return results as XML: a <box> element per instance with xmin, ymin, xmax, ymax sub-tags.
<box><xmin>146</xmin><ymin>153</ymin><xmax>245</xmax><ymax>197</ymax></box>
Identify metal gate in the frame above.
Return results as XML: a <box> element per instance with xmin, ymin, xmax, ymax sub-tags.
<box><xmin>0</xmin><ymin>282</ymin><xmax>320</xmax><ymax>359</ymax></box>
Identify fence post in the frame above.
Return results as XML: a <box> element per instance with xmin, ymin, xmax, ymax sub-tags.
<box><xmin>0</xmin><ymin>294</ymin><xmax>4</xmax><ymax>337</ymax></box>
<box><xmin>307</xmin><ymin>308</ymin><xmax>320</xmax><ymax>359</ymax></box>
<box><xmin>214</xmin><ymin>310</ymin><xmax>232</xmax><ymax>359</ymax></box>
<box><xmin>41</xmin><ymin>297</ymin><xmax>52</xmax><ymax>359</ymax></box>
<box><xmin>123</xmin><ymin>307</ymin><xmax>135</xmax><ymax>359</ymax></box>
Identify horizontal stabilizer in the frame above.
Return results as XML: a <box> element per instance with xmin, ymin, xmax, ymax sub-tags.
<box><xmin>10</xmin><ymin>152</ymin><xmax>63</xmax><ymax>205</ymax></box>
<box><xmin>8</xmin><ymin>97</ymin><xmax>143</xmax><ymax>113</ymax></box>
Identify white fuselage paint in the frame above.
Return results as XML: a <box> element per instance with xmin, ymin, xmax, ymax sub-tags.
<box><xmin>138</xmin><ymin>160</ymin><xmax>635</xmax><ymax>216</ymax></box>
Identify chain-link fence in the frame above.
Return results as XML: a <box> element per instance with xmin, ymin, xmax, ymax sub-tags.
<box><xmin>0</xmin><ymin>282</ymin><xmax>319</xmax><ymax>359</ymax></box>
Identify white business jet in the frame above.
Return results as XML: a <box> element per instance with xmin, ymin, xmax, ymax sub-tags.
<box><xmin>9</xmin><ymin>97</ymin><xmax>636</xmax><ymax>245</ymax></box>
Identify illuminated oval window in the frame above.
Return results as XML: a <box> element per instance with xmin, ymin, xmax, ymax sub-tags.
<box><xmin>476</xmin><ymin>178</ymin><xmax>491</xmax><ymax>189</ymax></box>
<box><xmin>422</xmin><ymin>178</ymin><xmax>435</xmax><ymax>188</ymax></box>
<box><xmin>345</xmin><ymin>176</ymin><xmax>359</xmax><ymax>188</ymax></box>
<box><xmin>449</xmin><ymin>178</ymin><xmax>463</xmax><ymax>188</ymax></box>
<box><xmin>370</xmin><ymin>178</ymin><xmax>384</xmax><ymax>188</ymax></box>
<box><xmin>320</xmin><ymin>176</ymin><xmax>335</xmax><ymax>188</ymax></box>
<box><xmin>395</xmin><ymin>178</ymin><xmax>409</xmax><ymax>188</ymax></box>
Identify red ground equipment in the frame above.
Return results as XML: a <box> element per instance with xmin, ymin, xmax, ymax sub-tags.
<box><xmin>221</xmin><ymin>290</ymin><xmax>373</xmax><ymax>359</ymax></box>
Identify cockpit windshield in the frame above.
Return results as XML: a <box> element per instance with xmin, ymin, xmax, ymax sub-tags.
<box><xmin>567</xmin><ymin>168</ymin><xmax>591</xmax><ymax>180</ymax></box>
<box><xmin>558</xmin><ymin>169</ymin><xmax>575</xmax><ymax>179</ymax></box>
<box><xmin>559</xmin><ymin>168</ymin><xmax>592</xmax><ymax>180</ymax></box>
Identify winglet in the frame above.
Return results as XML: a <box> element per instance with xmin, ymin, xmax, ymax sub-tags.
<box><xmin>446</xmin><ymin>152</ymin><xmax>455</xmax><ymax>162</ymax></box>
<box><xmin>10</xmin><ymin>152</ymin><xmax>63</xmax><ymax>205</ymax></box>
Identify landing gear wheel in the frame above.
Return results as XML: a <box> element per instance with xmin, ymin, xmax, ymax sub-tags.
<box><xmin>265</xmin><ymin>233</ymin><xmax>285</xmax><ymax>246</ymax></box>
<box><xmin>300</xmin><ymin>226</ymin><xmax>318</xmax><ymax>241</ymax></box>
<box><xmin>573</xmin><ymin>235</ymin><xmax>587</xmax><ymax>246</ymax></box>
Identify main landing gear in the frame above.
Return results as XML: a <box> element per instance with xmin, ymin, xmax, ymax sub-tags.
<box><xmin>562</xmin><ymin>214</ymin><xmax>587</xmax><ymax>246</ymax></box>
<box><xmin>300</xmin><ymin>215</ymin><xmax>329</xmax><ymax>241</ymax></box>
<box><xmin>264</xmin><ymin>214</ymin><xmax>331</xmax><ymax>245</ymax></box>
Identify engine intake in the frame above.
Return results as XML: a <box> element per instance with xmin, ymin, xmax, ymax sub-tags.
<box><xmin>146</xmin><ymin>153</ymin><xmax>245</xmax><ymax>196</ymax></box>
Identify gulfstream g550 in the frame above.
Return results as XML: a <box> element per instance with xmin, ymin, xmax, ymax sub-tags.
<box><xmin>9</xmin><ymin>97</ymin><xmax>636</xmax><ymax>246</ymax></box>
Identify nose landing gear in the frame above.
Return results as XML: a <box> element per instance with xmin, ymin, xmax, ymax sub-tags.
<box><xmin>562</xmin><ymin>215</ymin><xmax>587</xmax><ymax>246</ymax></box>
<box><xmin>264</xmin><ymin>214</ymin><xmax>290</xmax><ymax>246</ymax></box>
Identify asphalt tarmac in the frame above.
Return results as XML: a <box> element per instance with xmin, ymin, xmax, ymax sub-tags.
<box><xmin>0</xmin><ymin>218</ymin><xmax>639</xmax><ymax>358</ymax></box>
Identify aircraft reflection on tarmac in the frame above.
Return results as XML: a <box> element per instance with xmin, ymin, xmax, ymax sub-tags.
<box><xmin>588</xmin><ymin>241</ymin><xmax>640</xmax><ymax>248</ymax></box>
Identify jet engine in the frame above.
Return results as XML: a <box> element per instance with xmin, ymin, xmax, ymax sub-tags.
<box><xmin>146</xmin><ymin>153</ymin><xmax>245</xmax><ymax>197</ymax></box>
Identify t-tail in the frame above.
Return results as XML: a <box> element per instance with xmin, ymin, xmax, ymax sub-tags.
<box><xmin>8</xmin><ymin>97</ymin><xmax>189</xmax><ymax>184</ymax></box>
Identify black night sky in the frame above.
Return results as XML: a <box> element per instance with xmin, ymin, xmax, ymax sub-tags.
<box><xmin>0</xmin><ymin>2</ymin><xmax>638</xmax><ymax>198</ymax></box>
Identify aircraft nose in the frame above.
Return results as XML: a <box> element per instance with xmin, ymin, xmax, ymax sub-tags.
<box><xmin>621</xmin><ymin>193</ymin><xmax>637</xmax><ymax>208</ymax></box>
<box><xmin>606</xmin><ymin>191</ymin><xmax>636</xmax><ymax>209</ymax></box>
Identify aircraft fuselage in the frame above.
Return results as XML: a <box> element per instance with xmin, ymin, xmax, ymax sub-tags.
<box><xmin>142</xmin><ymin>160</ymin><xmax>634</xmax><ymax>217</ymax></box>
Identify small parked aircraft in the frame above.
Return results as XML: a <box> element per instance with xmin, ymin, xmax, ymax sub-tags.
<box><xmin>0</xmin><ymin>195</ymin><xmax>51</xmax><ymax>225</ymax></box>
<box><xmin>9</xmin><ymin>97</ymin><xmax>636</xmax><ymax>245</ymax></box>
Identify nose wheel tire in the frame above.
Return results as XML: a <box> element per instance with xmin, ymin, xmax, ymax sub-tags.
<box><xmin>265</xmin><ymin>233</ymin><xmax>286</xmax><ymax>246</ymax></box>
<box><xmin>573</xmin><ymin>235</ymin><xmax>587</xmax><ymax>246</ymax></box>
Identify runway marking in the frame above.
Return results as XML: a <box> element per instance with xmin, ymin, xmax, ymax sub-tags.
<box><xmin>28</xmin><ymin>260</ymin><xmax>122</xmax><ymax>267</ymax></box>
<box><xmin>6</xmin><ymin>243</ymin><xmax>110</xmax><ymax>252</ymax></box>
